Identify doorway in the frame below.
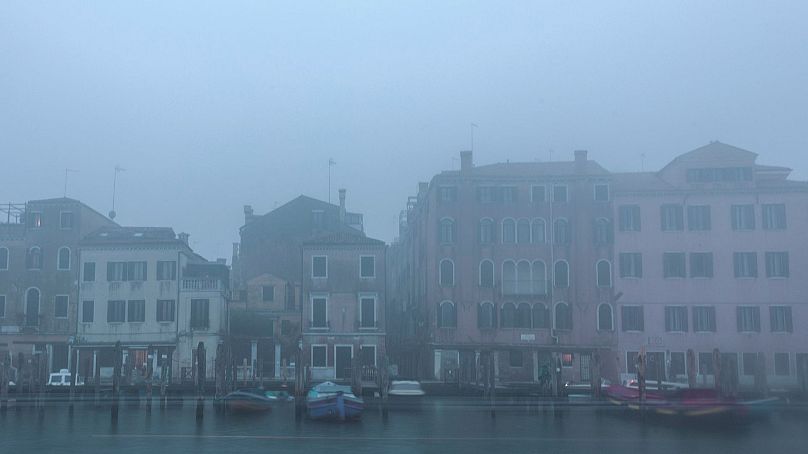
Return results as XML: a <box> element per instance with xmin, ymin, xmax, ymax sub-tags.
<box><xmin>335</xmin><ymin>345</ymin><xmax>353</xmax><ymax>380</ymax></box>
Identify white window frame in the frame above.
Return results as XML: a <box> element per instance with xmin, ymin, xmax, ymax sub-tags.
<box><xmin>439</xmin><ymin>258</ymin><xmax>455</xmax><ymax>287</ymax></box>
<box><xmin>81</xmin><ymin>300</ymin><xmax>94</xmax><ymax>324</ymax></box>
<box><xmin>360</xmin><ymin>344</ymin><xmax>377</xmax><ymax>367</ymax></box>
<box><xmin>28</xmin><ymin>246</ymin><xmax>42</xmax><ymax>270</ymax></box>
<box><xmin>479</xmin><ymin>301</ymin><xmax>496</xmax><ymax>329</ymax></box>
<box><xmin>531</xmin><ymin>218</ymin><xmax>546</xmax><ymax>244</ymax></box>
<box><xmin>359</xmin><ymin>255</ymin><xmax>376</xmax><ymax>279</ymax></box>
<box><xmin>552</xmin><ymin>184</ymin><xmax>568</xmax><ymax>203</ymax></box>
<box><xmin>0</xmin><ymin>247</ymin><xmax>8</xmax><ymax>270</ymax></box>
<box><xmin>334</xmin><ymin>344</ymin><xmax>354</xmax><ymax>376</ymax></box>
<box><xmin>311</xmin><ymin>255</ymin><xmax>328</xmax><ymax>278</ymax></box>
<box><xmin>0</xmin><ymin>294</ymin><xmax>6</xmax><ymax>318</ymax></box>
<box><xmin>662</xmin><ymin>251</ymin><xmax>686</xmax><ymax>279</ymax></box>
<box><xmin>737</xmin><ymin>305</ymin><xmax>761</xmax><ymax>333</ymax></box>
<box><xmin>478</xmin><ymin>259</ymin><xmax>494</xmax><ymax>287</ymax></box>
<box><xmin>597</xmin><ymin>303</ymin><xmax>614</xmax><ymax>331</ymax></box>
<box><xmin>311</xmin><ymin>344</ymin><xmax>328</xmax><ymax>368</ymax></box>
<box><xmin>57</xmin><ymin>247</ymin><xmax>71</xmax><ymax>271</ymax></box>
<box><xmin>262</xmin><ymin>285</ymin><xmax>275</xmax><ymax>302</ymax></box>
<box><xmin>596</xmin><ymin>259</ymin><xmax>612</xmax><ymax>288</ymax></box>
<box><xmin>310</xmin><ymin>293</ymin><xmax>329</xmax><ymax>328</ymax></box>
<box><xmin>553</xmin><ymin>301</ymin><xmax>572</xmax><ymax>330</ymax></box>
<box><xmin>501</xmin><ymin>218</ymin><xmax>516</xmax><ymax>244</ymax></box>
<box><xmin>358</xmin><ymin>293</ymin><xmax>377</xmax><ymax>329</ymax></box>
<box><xmin>54</xmin><ymin>294</ymin><xmax>69</xmax><ymax>319</ymax></box>
<box><xmin>553</xmin><ymin>259</ymin><xmax>570</xmax><ymax>288</ymax></box>
<box><xmin>621</xmin><ymin>305</ymin><xmax>644</xmax><ymax>332</ymax></box>
<box><xmin>29</xmin><ymin>211</ymin><xmax>43</xmax><ymax>228</ymax></box>
<box><xmin>664</xmin><ymin>305</ymin><xmax>689</xmax><ymax>333</ymax></box>
<box><xmin>439</xmin><ymin>217</ymin><xmax>455</xmax><ymax>244</ymax></box>
<box><xmin>593</xmin><ymin>183</ymin><xmax>609</xmax><ymax>202</ymax></box>
<box><xmin>478</xmin><ymin>217</ymin><xmax>495</xmax><ymax>244</ymax></box>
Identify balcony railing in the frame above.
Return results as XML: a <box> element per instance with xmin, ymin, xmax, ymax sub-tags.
<box><xmin>502</xmin><ymin>279</ymin><xmax>550</xmax><ymax>296</ymax></box>
<box><xmin>182</xmin><ymin>279</ymin><xmax>221</xmax><ymax>291</ymax></box>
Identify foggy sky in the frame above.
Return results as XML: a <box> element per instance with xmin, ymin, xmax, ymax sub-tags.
<box><xmin>2</xmin><ymin>1</ymin><xmax>807</xmax><ymax>261</ymax></box>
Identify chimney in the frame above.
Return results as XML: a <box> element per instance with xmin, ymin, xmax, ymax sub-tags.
<box><xmin>232</xmin><ymin>242</ymin><xmax>240</xmax><ymax>259</ymax></box>
<box><xmin>574</xmin><ymin>149</ymin><xmax>588</xmax><ymax>173</ymax></box>
<box><xmin>178</xmin><ymin>232</ymin><xmax>189</xmax><ymax>245</ymax></box>
<box><xmin>460</xmin><ymin>150</ymin><xmax>473</xmax><ymax>173</ymax></box>
<box><xmin>417</xmin><ymin>182</ymin><xmax>428</xmax><ymax>200</ymax></box>
<box><xmin>338</xmin><ymin>188</ymin><xmax>346</xmax><ymax>223</ymax></box>
<box><xmin>243</xmin><ymin>205</ymin><xmax>254</xmax><ymax>224</ymax></box>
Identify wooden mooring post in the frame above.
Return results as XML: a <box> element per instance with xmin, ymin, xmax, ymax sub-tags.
<box><xmin>196</xmin><ymin>342</ymin><xmax>206</xmax><ymax>421</ymax></box>
<box><xmin>0</xmin><ymin>352</ymin><xmax>9</xmax><ymax>412</ymax></box>
<box><xmin>111</xmin><ymin>342</ymin><xmax>122</xmax><ymax>424</ymax></box>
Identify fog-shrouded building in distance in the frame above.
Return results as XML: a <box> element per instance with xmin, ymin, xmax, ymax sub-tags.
<box><xmin>613</xmin><ymin>142</ymin><xmax>808</xmax><ymax>391</ymax></box>
<box><xmin>0</xmin><ymin>198</ymin><xmax>116</xmax><ymax>378</ymax></box>
<box><xmin>389</xmin><ymin>150</ymin><xmax>618</xmax><ymax>386</ymax></box>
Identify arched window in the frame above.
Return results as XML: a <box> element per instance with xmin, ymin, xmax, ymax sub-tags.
<box><xmin>25</xmin><ymin>287</ymin><xmax>40</xmax><ymax>326</ymax></box>
<box><xmin>532</xmin><ymin>304</ymin><xmax>549</xmax><ymax>329</ymax></box>
<box><xmin>0</xmin><ymin>247</ymin><xmax>8</xmax><ymax>270</ymax></box>
<box><xmin>437</xmin><ymin>301</ymin><xmax>457</xmax><ymax>328</ymax></box>
<box><xmin>57</xmin><ymin>247</ymin><xmax>71</xmax><ymax>270</ymax></box>
<box><xmin>598</xmin><ymin>303</ymin><xmax>614</xmax><ymax>331</ymax></box>
<box><xmin>439</xmin><ymin>218</ymin><xmax>455</xmax><ymax>244</ymax></box>
<box><xmin>479</xmin><ymin>260</ymin><xmax>494</xmax><ymax>288</ymax></box>
<box><xmin>500</xmin><ymin>302</ymin><xmax>516</xmax><ymax>328</ymax></box>
<box><xmin>596</xmin><ymin>260</ymin><xmax>612</xmax><ymax>287</ymax></box>
<box><xmin>502</xmin><ymin>219</ymin><xmax>516</xmax><ymax>244</ymax></box>
<box><xmin>531</xmin><ymin>219</ymin><xmax>546</xmax><ymax>244</ymax></box>
<box><xmin>27</xmin><ymin>246</ymin><xmax>42</xmax><ymax>270</ymax></box>
<box><xmin>439</xmin><ymin>259</ymin><xmax>455</xmax><ymax>287</ymax></box>
<box><xmin>594</xmin><ymin>218</ymin><xmax>613</xmax><ymax>245</ymax></box>
<box><xmin>479</xmin><ymin>218</ymin><xmax>494</xmax><ymax>244</ymax></box>
<box><xmin>478</xmin><ymin>302</ymin><xmax>496</xmax><ymax>329</ymax></box>
<box><xmin>554</xmin><ymin>302</ymin><xmax>572</xmax><ymax>330</ymax></box>
<box><xmin>554</xmin><ymin>219</ymin><xmax>570</xmax><ymax>245</ymax></box>
<box><xmin>515</xmin><ymin>303</ymin><xmax>532</xmax><ymax>328</ymax></box>
<box><xmin>532</xmin><ymin>260</ymin><xmax>547</xmax><ymax>295</ymax></box>
<box><xmin>517</xmin><ymin>219</ymin><xmax>530</xmax><ymax>244</ymax></box>
<box><xmin>554</xmin><ymin>260</ymin><xmax>569</xmax><ymax>288</ymax></box>
<box><xmin>502</xmin><ymin>260</ymin><xmax>516</xmax><ymax>295</ymax></box>
<box><xmin>517</xmin><ymin>260</ymin><xmax>531</xmax><ymax>295</ymax></box>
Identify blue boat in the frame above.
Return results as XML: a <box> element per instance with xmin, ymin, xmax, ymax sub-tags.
<box><xmin>306</xmin><ymin>381</ymin><xmax>364</xmax><ymax>421</ymax></box>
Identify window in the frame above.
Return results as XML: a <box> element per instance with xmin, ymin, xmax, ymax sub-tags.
<box><xmin>80</xmin><ymin>300</ymin><xmax>93</xmax><ymax>323</ymax></box>
<box><xmin>765</xmin><ymin>252</ymin><xmax>789</xmax><ymax>277</ymax></box>
<box><xmin>312</xmin><ymin>256</ymin><xmax>327</xmax><ymax>278</ymax></box>
<box><xmin>552</xmin><ymin>185</ymin><xmax>568</xmax><ymax>203</ymax></box>
<box><xmin>60</xmin><ymin>211</ymin><xmax>74</xmax><ymax>229</ymax></box>
<box><xmin>742</xmin><ymin>353</ymin><xmax>758</xmax><ymax>376</ymax></box>
<box><xmin>737</xmin><ymin>306</ymin><xmax>761</xmax><ymax>332</ymax></box>
<box><xmin>83</xmin><ymin>262</ymin><xmax>95</xmax><ymax>282</ymax></box>
<box><xmin>190</xmin><ymin>299</ymin><xmax>209</xmax><ymax>329</ymax></box>
<box><xmin>663</xmin><ymin>252</ymin><xmax>686</xmax><ymax>278</ymax></box>
<box><xmin>553</xmin><ymin>219</ymin><xmax>570</xmax><ymax>245</ymax></box>
<box><xmin>621</xmin><ymin>306</ymin><xmax>644</xmax><ymax>332</ymax></box>
<box><xmin>660</xmin><ymin>204</ymin><xmax>684</xmax><ymax>231</ymax></box>
<box><xmin>360</xmin><ymin>345</ymin><xmax>376</xmax><ymax>367</ymax></box>
<box><xmin>626</xmin><ymin>352</ymin><xmax>639</xmax><ymax>374</ymax></box>
<box><xmin>360</xmin><ymin>296</ymin><xmax>375</xmax><ymax>328</ymax></box>
<box><xmin>515</xmin><ymin>303</ymin><xmax>531</xmax><ymax>329</ymax></box>
<box><xmin>689</xmin><ymin>252</ymin><xmax>714</xmax><ymax>278</ymax></box>
<box><xmin>762</xmin><ymin>204</ymin><xmax>786</xmax><ymax>230</ymax></box>
<box><xmin>770</xmin><ymin>306</ymin><xmax>793</xmax><ymax>333</ymax></box>
<box><xmin>477</xmin><ymin>186</ymin><xmax>496</xmax><ymax>203</ymax></box>
<box><xmin>0</xmin><ymin>295</ymin><xmax>5</xmax><ymax>318</ymax></box>
<box><xmin>479</xmin><ymin>260</ymin><xmax>494</xmax><ymax>288</ymax></box>
<box><xmin>311</xmin><ymin>210</ymin><xmax>324</xmax><ymax>228</ymax></box>
<box><xmin>54</xmin><ymin>295</ymin><xmax>68</xmax><ymax>318</ymax></box>
<box><xmin>561</xmin><ymin>353</ymin><xmax>573</xmax><ymax>367</ymax></box>
<box><xmin>262</xmin><ymin>285</ymin><xmax>275</xmax><ymax>302</ymax></box>
<box><xmin>439</xmin><ymin>218</ymin><xmax>455</xmax><ymax>244</ymax></box>
<box><xmin>438</xmin><ymin>186</ymin><xmax>457</xmax><ymax>203</ymax></box>
<box><xmin>619</xmin><ymin>253</ymin><xmax>643</xmax><ymax>278</ymax></box>
<box><xmin>618</xmin><ymin>205</ymin><xmax>641</xmax><ymax>232</ymax></box>
<box><xmin>731</xmin><ymin>204</ymin><xmax>755</xmax><ymax>230</ymax></box>
<box><xmin>594</xmin><ymin>184</ymin><xmax>609</xmax><ymax>202</ymax></box>
<box><xmin>478</xmin><ymin>302</ymin><xmax>496</xmax><ymax>329</ymax></box>
<box><xmin>509</xmin><ymin>350</ymin><xmax>523</xmax><ymax>368</ymax></box>
<box><xmin>532</xmin><ymin>260</ymin><xmax>547</xmax><ymax>295</ymax></box>
<box><xmin>500</xmin><ymin>302</ymin><xmax>516</xmax><ymax>328</ymax></box>
<box><xmin>698</xmin><ymin>352</ymin><xmax>714</xmax><ymax>375</ymax></box>
<box><xmin>670</xmin><ymin>352</ymin><xmax>686</xmax><ymax>376</ymax></box>
<box><xmin>127</xmin><ymin>300</ymin><xmax>145</xmax><ymax>322</ymax></box>
<box><xmin>27</xmin><ymin>247</ymin><xmax>42</xmax><ymax>270</ymax></box>
<box><xmin>156</xmin><ymin>261</ymin><xmax>177</xmax><ymax>280</ymax></box>
<box><xmin>693</xmin><ymin>306</ymin><xmax>716</xmax><ymax>332</ymax></box>
<box><xmin>554</xmin><ymin>302</ymin><xmax>572</xmax><ymax>330</ymax></box>
<box><xmin>687</xmin><ymin>205</ymin><xmax>711</xmax><ymax>231</ymax></box>
<box><xmin>25</xmin><ymin>288</ymin><xmax>40</xmax><ymax>326</ymax></box>
<box><xmin>437</xmin><ymin>301</ymin><xmax>456</xmax><ymax>328</ymax></box>
<box><xmin>311</xmin><ymin>345</ymin><xmax>327</xmax><ymax>368</ymax></box>
<box><xmin>594</xmin><ymin>218</ymin><xmax>613</xmax><ymax>245</ymax></box>
<box><xmin>774</xmin><ymin>353</ymin><xmax>790</xmax><ymax>376</ymax></box>
<box><xmin>502</xmin><ymin>261</ymin><xmax>516</xmax><ymax>294</ymax></box>
<box><xmin>664</xmin><ymin>306</ymin><xmax>688</xmax><ymax>332</ymax></box>
<box><xmin>531</xmin><ymin>185</ymin><xmax>546</xmax><ymax>202</ymax></box>
<box><xmin>439</xmin><ymin>259</ymin><xmax>454</xmax><ymax>287</ymax></box>
<box><xmin>532</xmin><ymin>304</ymin><xmax>549</xmax><ymax>329</ymax></box>
<box><xmin>502</xmin><ymin>186</ymin><xmax>517</xmax><ymax>203</ymax></box>
<box><xmin>0</xmin><ymin>247</ymin><xmax>8</xmax><ymax>270</ymax></box>
<box><xmin>516</xmin><ymin>219</ymin><xmax>530</xmax><ymax>244</ymax></box>
<box><xmin>479</xmin><ymin>218</ymin><xmax>494</xmax><ymax>244</ymax></box>
<box><xmin>734</xmin><ymin>252</ymin><xmax>758</xmax><ymax>278</ymax></box>
<box><xmin>596</xmin><ymin>260</ymin><xmax>612</xmax><ymax>287</ymax></box>
<box><xmin>531</xmin><ymin>219</ymin><xmax>545</xmax><ymax>244</ymax></box>
<box><xmin>107</xmin><ymin>300</ymin><xmax>126</xmax><ymax>323</ymax></box>
<box><xmin>360</xmin><ymin>256</ymin><xmax>375</xmax><ymax>278</ymax></box>
<box><xmin>687</xmin><ymin>167</ymin><xmax>752</xmax><ymax>183</ymax></box>
<box><xmin>516</xmin><ymin>261</ymin><xmax>530</xmax><ymax>295</ymax></box>
<box><xmin>56</xmin><ymin>247</ymin><xmax>71</xmax><ymax>270</ymax></box>
<box><xmin>598</xmin><ymin>304</ymin><xmax>613</xmax><ymax>331</ymax></box>
<box><xmin>107</xmin><ymin>261</ymin><xmax>147</xmax><ymax>281</ymax></box>
<box><xmin>554</xmin><ymin>261</ymin><xmax>569</xmax><ymax>288</ymax></box>
<box><xmin>312</xmin><ymin>297</ymin><xmax>327</xmax><ymax>328</ymax></box>
<box><xmin>156</xmin><ymin>300</ymin><xmax>175</xmax><ymax>322</ymax></box>
<box><xmin>27</xmin><ymin>211</ymin><xmax>42</xmax><ymax>228</ymax></box>
<box><xmin>501</xmin><ymin>219</ymin><xmax>516</xmax><ymax>244</ymax></box>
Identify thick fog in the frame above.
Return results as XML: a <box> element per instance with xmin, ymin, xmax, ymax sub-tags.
<box><xmin>2</xmin><ymin>1</ymin><xmax>807</xmax><ymax>260</ymax></box>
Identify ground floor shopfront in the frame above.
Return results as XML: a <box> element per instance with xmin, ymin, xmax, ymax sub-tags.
<box><xmin>0</xmin><ymin>333</ymin><xmax>70</xmax><ymax>382</ymax></box>
<box><xmin>302</xmin><ymin>333</ymin><xmax>385</xmax><ymax>382</ymax></box>
<box><xmin>71</xmin><ymin>343</ymin><xmax>177</xmax><ymax>385</ymax></box>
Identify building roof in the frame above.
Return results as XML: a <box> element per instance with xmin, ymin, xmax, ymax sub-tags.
<box><xmin>184</xmin><ymin>262</ymin><xmax>230</xmax><ymax>285</ymax></box>
<box><xmin>438</xmin><ymin>160</ymin><xmax>610</xmax><ymax>179</ymax></box>
<box><xmin>611</xmin><ymin>172</ymin><xmax>676</xmax><ymax>192</ymax></box>
<box><xmin>303</xmin><ymin>230</ymin><xmax>385</xmax><ymax>246</ymax></box>
<box><xmin>82</xmin><ymin>226</ymin><xmax>182</xmax><ymax>245</ymax></box>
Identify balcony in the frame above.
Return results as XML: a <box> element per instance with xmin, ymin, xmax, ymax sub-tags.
<box><xmin>501</xmin><ymin>279</ymin><xmax>550</xmax><ymax>297</ymax></box>
<box><xmin>182</xmin><ymin>279</ymin><xmax>221</xmax><ymax>291</ymax></box>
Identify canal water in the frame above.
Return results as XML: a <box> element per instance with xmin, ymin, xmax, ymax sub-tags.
<box><xmin>1</xmin><ymin>398</ymin><xmax>806</xmax><ymax>453</ymax></box>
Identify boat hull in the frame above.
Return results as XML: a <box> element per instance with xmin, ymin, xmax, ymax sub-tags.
<box><xmin>221</xmin><ymin>390</ymin><xmax>274</xmax><ymax>412</ymax></box>
<box><xmin>307</xmin><ymin>393</ymin><xmax>363</xmax><ymax>421</ymax></box>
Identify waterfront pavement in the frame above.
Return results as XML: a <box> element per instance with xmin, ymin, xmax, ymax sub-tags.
<box><xmin>1</xmin><ymin>397</ymin><xmax>807</xmax><ymax>453</ymax></box>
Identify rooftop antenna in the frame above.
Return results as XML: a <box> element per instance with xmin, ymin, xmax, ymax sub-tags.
<box><xmin>470</xmin><ymin>122</ymin><xmax>478</xmax><ymax>151</ymax></box>
<box><xmin>549</xmin><ymin>148</ymin><xmax>554</xmax><ymax>162</ymax></box>
<box><xmin>110</xmin><ymin>165</ymin><xmax>125</xmax><ymax>220</ymax></box>
<box><xmin>63</xmin><ymin>168</ymin><xmax>78</xmax><ymax>197</ymax></box>
<box><xmin>328</xmin><ymin>158</ymin><xmax>336</xmax><ymax>204</ymax></box>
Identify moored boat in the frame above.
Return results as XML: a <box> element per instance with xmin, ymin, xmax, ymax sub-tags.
<box><xmin>306</xmin><ymin>381</ymin><xmax>363</xmax><ymax>421</ymax></box>
<box><xmin>387</xmin><ymin>380</ymin><xmax>425</xmax><ymax>409</ymax></box>
<box><xmin>221</xmin><ymin>389</ymin><xmax>274</xmax><ymax>412</ymax></box>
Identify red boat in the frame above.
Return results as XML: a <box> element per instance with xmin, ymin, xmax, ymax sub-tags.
<box><xmin>604</xmin><ymin>384</ymin><xmax>778</xmax><ymax>418</ymax></box>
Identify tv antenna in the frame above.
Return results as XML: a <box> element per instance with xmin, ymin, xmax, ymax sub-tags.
<box><xmin>110</xmin><ymin>165</ymin><xmax>126</xmax><ymax>220</ymax></box>
<box><xmin>63</xmin><ymin>169</ymin><xmax>79</xmax><ymax>197</ymax></box>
